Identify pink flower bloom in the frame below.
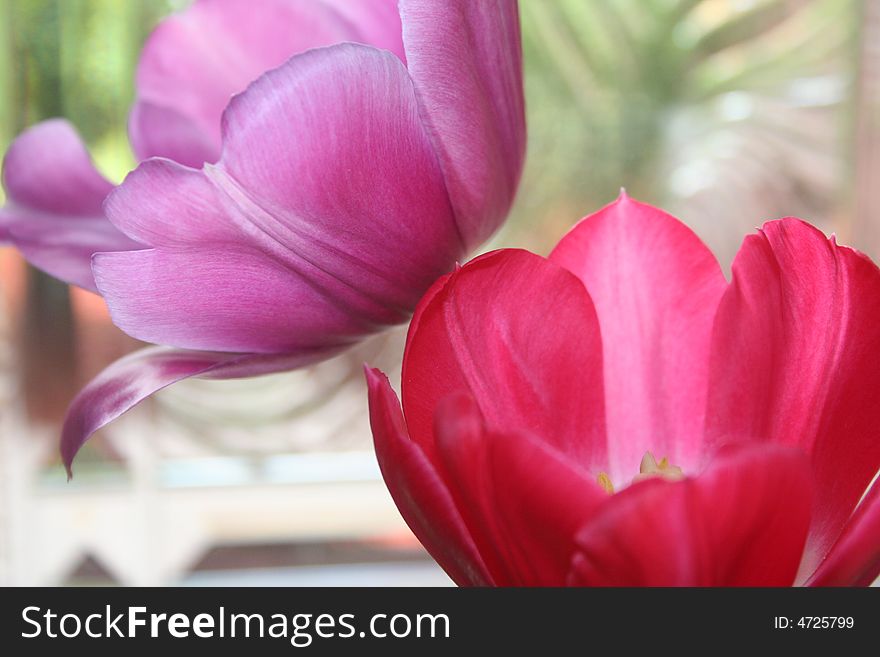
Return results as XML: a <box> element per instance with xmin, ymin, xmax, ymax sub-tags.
<box><xmin>1</xmin><ymin>0</ymin><xmax>406</xmax><ymax>292</ymax></box>
<box><xmin>0</xmin><ymin>0</ymin><xmax>420</xmax><ymax>292</ymax></box>
<box><xmin>366</xmin><ymin>193</ymin><xmax>880</xmax><ymax>586</ymax></box>
<box><xmin>0</xmin><ymin>0</ymin><xmax>524</xmax><ymax>473</ymax></box>
<box><xmin>129</xmin><ymin>0</ymin><xmax>406</xmax><ymax>168</ymax></box>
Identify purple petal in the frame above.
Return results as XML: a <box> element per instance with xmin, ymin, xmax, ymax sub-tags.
<box><xmin>0</xmin><ymin>119</ymin><xmax>142</xmax><ymax>291</ymax></box>
<box><xmin>128</xmin><ymin>102</ymin><xmax>220</xmax><ymax>169</ymax></box>
<box><xmin>61</xmin><ymin>345</ymin><xmax>340</xmax><ymax>476</ymax></box>
<box><xmin>93</xmin><ymin>245</ymin><xmax>392</xmax><ymax>353</ymax></box>
<box><xmin>102</xmin><ymin>158</ymin><xmax>241</xmax><ymax>247</ymax></box>
<box><xmin>131</xmin><ymin>0</ymin><xmax>404</xmax><ymax>166</ymax></box>
<box><xmin>399</xmin><ymin>0</ymin><xmax>525</xmax><ymax>249</ymax></box>
<box><xmin>323</xmin><ymin>0</ymin><xmax>406</xmax><ymax>63</ymax></box>
<box><xmin>321</xmin><ymin>0</ymin><xmax>405</xmax><ymax>61</ymax></box>
<box><xmin>2</xmin><ymin>120</ymin><xmax>111</xmax><ymax>214</ymax></box>
<box><xmin>101</xmin><ymin>44</ymin><xmax>462</xmax><ymax>353</ymax></box>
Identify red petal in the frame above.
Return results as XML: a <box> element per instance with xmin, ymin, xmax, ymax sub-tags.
<box><xmin>808</xmin><ymin>480</ymin><xmax>880</xmax><ymax>586</ymax></box>
<box><xmin>434</xmin><ymin>392</ymin><xmax>607</xmax><ymax>586</ymax></box>
<box><xmin>401</xmin><ymin>249</ymin><xmax>607</xmax><ymax>474</ymax></box>
<box><xmin>365</xmin><ymin>367</ymin><xmax>492</xmax><ymax>586</ymax></box>
<box><xmin>704</xmin><ymin>218</ymin><xmax>880</xmax><ymax>576</ymax></box>
<box><xmin>568</xmin><ymin>445</ymin><xmax>812</xmax><ymax>586</ymax></box>
<box><xmin>550</xmin><ymin>194</ymin><xmax>726</xmax><ymax>482</ymax></box>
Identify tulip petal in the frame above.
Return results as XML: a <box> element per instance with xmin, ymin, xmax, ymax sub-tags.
<box><xmin>131</xmin><ymin>0</ymin><xmax>403</xmax><ymax>166</ymax></box>
<box><xmin>62</xmin><ymin>345</ymin><xmax>338</xmax><ymax>476</ymax></box>
<box><xmin>103</xmin><ymin>158</ymin><xmax>242</xmax><ymax>247</ymax></box>
<box><xmin>320</xmin><ymin>0</ymin><xmax>405</xmax><ymax>61</ymax></box>
<box><xmin>104</xmin><ymin>44</ymin><xmax>462</xmax><ymax>353</ymax></box>
<box><xmin>365</xmin><ymin>367</ymin><xmax>493</xmax><ymax>586</ymax></box>
<box><xmin>549</xmin><ymin>194</ymin><xmax>726</xmax><ymax>483</ymax></box>
<box><xmin>93</xmin><ymin>246</ymin><xmax>385</xmax><ymax>354</ymax></box>
<box><xmin>401</xmin><ymin>249</ymin><xmax>607</xmax><ymax>472</ymax></box>
<box><xmin>704</xmin><ymin>218</ymin><xmax>880</xmax><ymax>576</ymax></box>
<box><xmin>807</xmin><ymin>481</ymin><xmax>880</xmax><ymax>586</ymax></box>
<box><xmin>399</xmin><ymin>0</ymin><xmax>525</xmax><ymax>248</ymax></box>
<box><xmin>0</xmin><ymin>120</ymin><xmax>141</xmax><ymax>291</ymax></box>
<box><xmin>218</xmin><ymin>43</ymin><xmax>462</xmax><ymax>307</ymax></box>
<box><xmin>434</xmin><ymin>392</ymin><xmax>608</xmax><ymax>586</ymax></box>
<box><xmin>128</xmin><ymin>102</ymin><xmax>221</xmax><ymax>170</ymax></box>
<box><xmin>568</xmin><ymin>445</ymin><xmax>812</xmax><ymax>586</ymax></box>
<box><xmin>2</xmin><ymin>120</ymin><xmax>110</xmax><ymax>214</ymax></box>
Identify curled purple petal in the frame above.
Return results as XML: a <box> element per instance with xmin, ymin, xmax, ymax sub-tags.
<box><xmin>61</xmin><ymin>345</ymin><xmax>341</xmax><ymax>477</ymax></box>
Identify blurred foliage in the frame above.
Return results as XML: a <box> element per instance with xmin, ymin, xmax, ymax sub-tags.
<box><xmin>0</xmin><ymin>0</ymin><xmax>172</xmax><ymax>193</ymax></box>
<box><xmin>508</xmin><ymin>0</ymin><xmax>858</xmax><ymax>264</ymax></box>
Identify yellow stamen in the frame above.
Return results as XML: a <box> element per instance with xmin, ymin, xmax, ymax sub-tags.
<box><xmin>633</xmin><ymin>451</ymin><xmax>684</xmax><ymax>483</ymax></box>
<box><xmin>597</xmin><ymin>472</ymin><xmax>614</xmax><ymax>494</ymax></box>
<box><xmin>595</xmin><ymin>453</ymin><xmax>684</xmax><ymax>496</ymax></box>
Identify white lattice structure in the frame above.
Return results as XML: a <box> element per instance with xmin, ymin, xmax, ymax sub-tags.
<box><xmin>1</xmin><ymin>406</ymin><xmax>421</xmax><ymax>586</ymax></box>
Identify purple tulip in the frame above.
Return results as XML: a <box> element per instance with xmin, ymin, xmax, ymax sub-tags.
<box><xmin>1</xmin><ymin>0</ymin><xmax>407</xmax><ymax>291</ymax></box>
<box><xmin>0</xmin><ymin>0</ymin><xmax>525</xmax><ymax>474</ymax></box>
<box><xmin>129</xmin><ymin>0</ymin><xmax>407</xmax><ymax>168</ymax></box>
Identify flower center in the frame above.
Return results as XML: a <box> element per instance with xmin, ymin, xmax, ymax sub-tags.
<box><xmin>596</xmin><ymin>451</ymin><xmax>684</xmax><ymax>494</ymax></box>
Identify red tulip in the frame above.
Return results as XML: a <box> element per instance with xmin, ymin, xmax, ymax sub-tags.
<box><xmin>366</xmin><ymin>193</ymin><xmax>880</xmax><ymax>586</ymax></box>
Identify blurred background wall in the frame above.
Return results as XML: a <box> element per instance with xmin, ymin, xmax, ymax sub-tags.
<box><xmin>0</xmin><ymin>0</ymin><xmax>877</xmax><ymax>585</ymax></box>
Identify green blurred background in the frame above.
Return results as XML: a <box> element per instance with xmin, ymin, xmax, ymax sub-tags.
<box><xmin>0</xmin><ymin>0</ymin><xmax>878</xmax><ymax>585</ymax></box>
<box><xmin>0</xmin><ymin>0</ymin><xmax>170</xmax><ymax>181</ymax></box>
